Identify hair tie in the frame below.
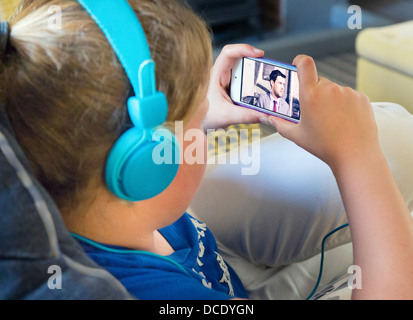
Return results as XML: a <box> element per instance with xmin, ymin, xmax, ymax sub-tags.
<box><xmin>0</xmin><ymin>21</ymin><xmax>10</xmax><ymax>57</ymax></box>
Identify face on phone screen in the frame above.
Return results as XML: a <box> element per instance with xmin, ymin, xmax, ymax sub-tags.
<box><xmin>241</xmin><ymin>57</ymin><xmax>300</xmax><ymax>122</ymax></box>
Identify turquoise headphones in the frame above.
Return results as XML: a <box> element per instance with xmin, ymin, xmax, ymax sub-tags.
<box><xmin>77</xmin><ymin>0</ymin><xmax>180</xmax><ymax>201</ymax></box>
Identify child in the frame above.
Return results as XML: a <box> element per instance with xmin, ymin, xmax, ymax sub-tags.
<box><xmin>1</xmin><ymin>0</ymin><xmax>413</xmax><ymax>300</ymax></box>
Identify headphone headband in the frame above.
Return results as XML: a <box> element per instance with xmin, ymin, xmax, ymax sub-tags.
<box><xmin>77</xmin><ymin>0</ymin><xmax>152</xmax><ymax>97</ymax></box>
<box><xmin>77</xmin><ymin>0</ymin><xmax>179</xmax><ymax>201</ymax></box>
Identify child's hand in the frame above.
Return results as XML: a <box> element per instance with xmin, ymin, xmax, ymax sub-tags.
<box><xmin>269</xmin><ymin>55</ymin><xmax>379</xmax><ymax>169</ymax></box>
<box><xmin>203</xmin><ymin>44</ymin><xmax>268</xmax><ymax>130</ymax></box>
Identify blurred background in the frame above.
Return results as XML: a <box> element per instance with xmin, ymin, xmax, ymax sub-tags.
<box><xmin>186</xmin><ymin>0</ymin><xmax>413</xmax><ymax>89</ymax></box>
<box><xmin>2</xmin><ymin>0</ymin><xmax>412</xmax><ymax>92</ymax></box>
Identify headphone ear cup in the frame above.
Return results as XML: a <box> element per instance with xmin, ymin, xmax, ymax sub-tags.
<box><xmin>105</xmin><ymin>127</ymin><xmax>180</xmax><ymax>201</ymax></box>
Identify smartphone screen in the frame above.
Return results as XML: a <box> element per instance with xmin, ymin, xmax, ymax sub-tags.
<box><xmin>239</xmin><ymin>57</ymin><xmax>300</xmax><ymax>122</ymax></box>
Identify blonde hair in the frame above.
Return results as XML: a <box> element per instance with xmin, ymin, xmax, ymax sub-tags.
<box><xmin>0</xmin><ymin>0</ymin><xmax>20</xmax><ymax>20</ymax></box>
<box><xmin>0</xmin><ymin>0</ymin><xmax>212</xmax><ymax>214</ymax></box>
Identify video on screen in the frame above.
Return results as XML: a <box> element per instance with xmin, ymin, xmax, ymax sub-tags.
<box><xmin>241</xmin><ymin>58</ymin><xmax>300</xmax><ymax>121</ymax></box>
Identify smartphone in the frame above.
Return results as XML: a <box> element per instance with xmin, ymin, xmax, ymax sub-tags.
<box><xmin>230</xmin><ymin>57</ymin><xmax>300</xmax><ymax>123</ymax></box>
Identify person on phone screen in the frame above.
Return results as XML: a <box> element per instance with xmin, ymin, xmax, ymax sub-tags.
<box><xmin>256</xmin><ymin>69</ymin><xmax>291</xmax><ymax>117</ymax></box>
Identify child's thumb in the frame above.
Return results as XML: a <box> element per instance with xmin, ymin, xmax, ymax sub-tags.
<box><xmin>268</xmin><ymin>116</ymin><xmax>298</xmax><ymax>142</ymax></box>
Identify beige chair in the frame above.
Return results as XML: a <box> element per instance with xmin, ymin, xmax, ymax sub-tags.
<box><xmin>356</xmin><ymin>20</ymin><xmax>413</xmax><ymax>114</ymax></box>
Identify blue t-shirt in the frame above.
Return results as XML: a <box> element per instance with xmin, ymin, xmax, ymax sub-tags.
<box><xmin>73</xmin><ymin>213</ymin><xmax>248</xmax><ymax>300</ymax></box>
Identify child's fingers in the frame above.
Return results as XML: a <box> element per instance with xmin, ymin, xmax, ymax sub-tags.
<box><xmin>267</xmin><ymin>56</ymin><xmax>319</xmax><ymax>145</ymax></box>
<box><xmin>293</xmin><ymin>55</ymin><xmax>319</xmax><ymax>92</ymax></box>
<box><xmin>268</xmin><ymin>116</ymin><xmax>298</xmax><ymax>142</ymax></box>
<box><xmin>211</xmin><ymin>44</ymin><xmax>264</xmax><ymax>85</ymax></box>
